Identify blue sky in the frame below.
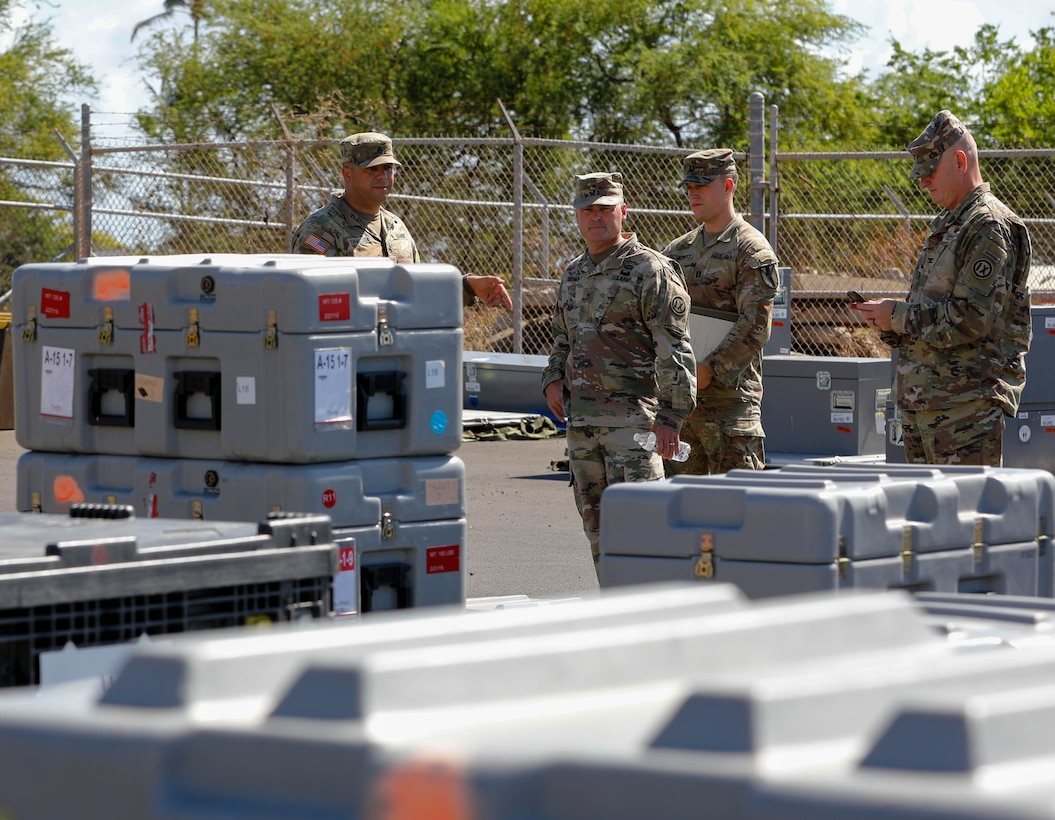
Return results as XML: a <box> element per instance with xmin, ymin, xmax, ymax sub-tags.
<box><xmin>14</xmin><ymin>0</ymin><xmax>1055</xmax><ymax>140</ymax></box>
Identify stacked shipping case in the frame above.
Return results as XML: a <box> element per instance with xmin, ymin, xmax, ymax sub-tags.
<box><xmin>1003</xmin><ymin>305</ymin><xmax>1055</xmax><ymax>472</ymax></box>
<box><xmin>11</xmin><ymin>254</ymin><xmax>468</xmax><ymax>619</ymax></box>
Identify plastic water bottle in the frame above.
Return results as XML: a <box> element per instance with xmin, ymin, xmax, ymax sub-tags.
<box><xmin>633</xmin><ymin>431</ymin><xmax>691</xmax><ymax>462</ymax></box>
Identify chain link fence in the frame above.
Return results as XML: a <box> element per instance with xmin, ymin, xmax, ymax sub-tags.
<box><xmin>2</xmin><ymin>102</ymin><xmax>1053</xmax><ymax>357</ymax></box>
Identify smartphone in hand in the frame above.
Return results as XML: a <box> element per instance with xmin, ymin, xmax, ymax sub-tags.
<box><xmin>846</xmin><ymin>290</ymin><xmax>867</xmax><ymax>303</ymax></box>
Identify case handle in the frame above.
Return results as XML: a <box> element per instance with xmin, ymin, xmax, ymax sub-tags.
<box><xmin>174</xmin><ymin>370</ymin><xmax>222</xmax><ymax>430</ymax></box>
<box><xmin>88</xmin><ymin>368</ymin><xmax>136</xmax><ymax>427</ymax></box>
<box><xmin>356</xmin><ymin>371</ymin><xmax>407</xmax><ymax>431</ymax></box>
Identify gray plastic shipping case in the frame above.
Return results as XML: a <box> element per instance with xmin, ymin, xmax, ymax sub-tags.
<box><xmin>598</xmin><ymin>463</ymin><xmax>1055</xmax><ymax>600</ymax></box>
<box><xmin>16</xmin><ymin>450</ymin><xmax>467</xmax><ymax>615</ymax></box>
<box><xmin>762</xmin><ymin>265</ymin><xmax>792</xmax><ymax>357</ymax></box>
<box><xmin>7</xmin><ymin>585</ymin><xmax>1055</xmax><ymax>817</ymax></box>
<box><xmin>463</xmin><ymin>350</ymin><xmax>550</xmax><ymax>415</ymax></box>
<box><xmin>11</xmin><ymin>253</ymin><xmax>464</xmax><ymax>462</ymax></box>
<box><xmin>761</xmin><ymin>355</ymin><xmax>892</xmax><ymax>457</ymax></box>
<box><xmin>1021</xmin><ymin>304</ymin><xmax>1055</xmax><ymax>405</ymax></box>
<box><xmin>0</xmin><ymin>507</ymin><xmax>337</xmax><ymax>687</ymax></box>
<box><xmin>1005</xmin><ymin>404</ymin><xmax>1055</xmax><ymax>473</ymax></box>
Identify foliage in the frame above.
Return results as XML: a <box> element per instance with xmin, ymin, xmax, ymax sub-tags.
<box><xmin>129</xmin><ymin>0</ymin><xmax>870</xmax><ymax>148</ymax></box>
<box><xmin>0</xmin><ymin>0</ymin><xmax>95</xmax><ymax>288</ymax></box>
<box><xmin>977</xmin><ymin>26</ymin><xmax>1055</xmax><ymax>147</ymax></box>
<box><xmin>0</xmin><ymin>1</ymin><xmax>95</xmax><ymax>157</ymax></box>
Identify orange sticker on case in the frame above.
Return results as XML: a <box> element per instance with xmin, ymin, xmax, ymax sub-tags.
<box><xmin>53</xmin><ymin>475</ymin><xmax>85</xmax><ymax>504</ymax></box>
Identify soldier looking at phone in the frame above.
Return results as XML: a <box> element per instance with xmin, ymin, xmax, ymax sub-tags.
<box><xmin>851</xmin><ymin>110</ymin><xmax>1031</xmax><ymax>466</ymax></box>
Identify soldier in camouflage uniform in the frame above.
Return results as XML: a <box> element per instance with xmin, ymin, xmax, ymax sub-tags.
<box><xmin>853</xmin><ymin>110</ymin><xmax>1032</xmax><ymax>466</ymax></box>
<box><xmin>292</xmin><ymin>131</ymin><xmax>512</xmax><ymax>309</ymax></box>
<box><xmin>662</xmin><ymin>149</ymin><xmax>779</xmax><ymax>476</ymax></box>
<box><xmin>543</xmin><ymin>172</ymin><xmax>696</xmax><ymax>579</ymax></box>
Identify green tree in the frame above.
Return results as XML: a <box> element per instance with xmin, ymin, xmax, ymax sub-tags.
<box><xmin>0</xmin><ymin>0</ymin><xmax>96</xmax><ymax>290</ymax></box>
<box><xmin>130</xmin><ymin>0</ymin><xmax>870</xmax><ymax>146</ymax></box>
<box><xmin>977</xmin><ymin>25</ymin><xmax>1055</xmax><ymax>146</ymax></box>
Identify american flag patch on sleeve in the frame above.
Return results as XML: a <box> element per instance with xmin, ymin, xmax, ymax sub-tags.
<box><xmin>303</xmin><ymin>233</ymin><xmax>331</xmax><ymax>254</ymax></box>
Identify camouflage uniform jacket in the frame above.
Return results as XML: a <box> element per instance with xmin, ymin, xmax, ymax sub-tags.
<box><xmin>542</xmin><ymin>234</ymin><xmax>697</xmax><ymax>431</ymax></box>
<box><xmin>662</xmin><ymin>215</ymin><xmax>778</xmax><ymax>427</ymax></box>
<box><xmin>291</xmin><ymin>194</ymin><xmax>419</xmax><ymax>263</ymax></box>
<box><xmin>883</xmin><ymin>183</ymin><xmax>1032</xmax><ymax>415</ymax></box>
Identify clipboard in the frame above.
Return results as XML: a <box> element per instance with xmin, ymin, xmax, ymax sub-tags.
<box><xmin>686</xmin><ymin>306</ymin><xmax>737</xmax><ymax>359</ymax></box>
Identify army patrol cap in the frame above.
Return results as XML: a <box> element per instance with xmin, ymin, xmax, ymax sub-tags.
<box><xmin>907</xmin><ymin>110</ymin><xmax>967</xmax><ymax>180</ymax></box>
<box><xmin>679</xmin><ymin>148</ymin><xmax>737</xmax><ymax>186</ymax></box>
<box><xmin>339</xmin><ymin>132</ymin><xmax>402</xmax><ymax>168</ymax></box>
<box><xmin>573</xmin><ymin>172</ymin><xmax>624</xmax><ymax>208</ymax></box>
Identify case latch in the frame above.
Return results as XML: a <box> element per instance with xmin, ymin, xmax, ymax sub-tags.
<box><xmin>98</xmin><ymin>306</ymin><xmax>114</xmax><ymax>345</ymax></box>
<box><xmin>381</xmin><ymin>505</ymin><xmax>395</xmax><ymax>540</ymax></box>
<box><xmin>694</xmin><ymin>533</ymin><xmax>715</xmax><ymax>578</ymax></box>
<box><xmin>972</xmin><ymin>517</ymin><xmax>986</xmax><ymax>565</ymax></box>
<box><xmin>185</xmin><ymin>307</ymin><xmax>200</xmax><ymax>348</ymax></box>
<box><xmin>264</xmin><ymin>309</ymin><xmax>278</xmax><ymax>349</ymax></box>
<box><xmin>901</xmin><ymin>525</ymin><xmax>914</xmax><ymax>573</ymax></box>
<box><xmin>378</xmin><ymin>305</ymin><xmax>394</xmax><ymax>346</ymax></box>
<box><xmin>22</xmin><ymin>306</ymin><xmax>36</xmax><ymax>342</ymax></box>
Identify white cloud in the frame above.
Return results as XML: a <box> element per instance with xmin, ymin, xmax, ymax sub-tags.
<box><xmin>828</xmin><ymin>0</ymin><xmax>1046</xmax><ymax>76</ymax></box>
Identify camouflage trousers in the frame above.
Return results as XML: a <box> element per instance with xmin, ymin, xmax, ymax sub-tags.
<box><xmin>664</xmin><ymin>417</ymin><xmax>765</xmax><ymax>477</ymax></box>
<box><xmin>900</xmin><ymin>402</ymin><xmax>1005</xmax><ymax>467</ymax></box>
<box><xmin>566</xmin><ymin>425</ymin><xmax>665</xmax><ymax>578</ymax></box>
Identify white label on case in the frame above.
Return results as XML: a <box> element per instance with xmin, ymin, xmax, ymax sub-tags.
<box><xmin>236</xmin><ymin>377</ymin><xmax>256</xmax><ymax>405</ymax></box>
<box><xmin>426</xmin><ymin>359</ymin><xmax>445</xmax><ymax>389</ymax></box>
<box><xmin>40</xmin><ymin>346</ymin><xmax>75</xmax><ymax>418</ymax></box>
<box><xmin>426</xmin><ymin>478</ymin><xmax>460</xmax><ymax>506</ymax></box>
<box><xmin>314</xmin><ymin>348</ymin><xmax>352</xmax><ymax>424</ymax></box>
<box><xmin>333</xmin><ymin>543</ymin><xmax>358</xmax><ymax>616</ymax></box>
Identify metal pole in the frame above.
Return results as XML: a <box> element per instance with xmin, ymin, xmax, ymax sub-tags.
<box><xmin>284</xmin><ymin>146</ymin><xmax>295</xmax><ymax>251</ymax></box>
<box><xmin>80</xmin><ymin>104</ymin><xmax>92</xmax><ymax>258</ymax></box>
<box><xmin>499</xmin><ymin>99</ymin><xmax>524</xmax><ymax>354</ymax></box>
<box><xmin>66</xmin><ymin>105</ymin><xmax>93</xmax><ymax>257</ymax></box>
<box><xmin>768</xmin><ymin>104</ymin><xmax>779</xmax><ymax>253</ymax></box>
<box><xmin>747</xmin><ymin>92</ymin><xmax>766</xmax><ymax>235</ymax></box>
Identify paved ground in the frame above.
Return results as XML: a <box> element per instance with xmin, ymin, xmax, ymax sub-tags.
<box><xmin>0</xmin><ymin>429</ymin><xmax>601</xmax><ymax>602</ymax></box>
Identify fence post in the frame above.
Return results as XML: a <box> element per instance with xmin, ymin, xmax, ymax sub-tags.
<box><xmin>74</xmin><ymin>104</ymin><xmax>92</xmax><ymax>259</ymax></box>
<box><xmin>499</xmin><ymin>100</ymin><xmax>524</xmax><ymax>354</ymax></box>
<box><xmin>768</xmin><ymin>104</ymin><xmax>779</xmax><ymax>253</ymax></box>
<box><xmin>284</xmin><ymin>142</ymin><xmax>295</xmax><ymax>253</ymax></box>
<box><xmin>747</xmin><ymin>92</ymin><xmax>766</xmax><ymax>236</ymax></box>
